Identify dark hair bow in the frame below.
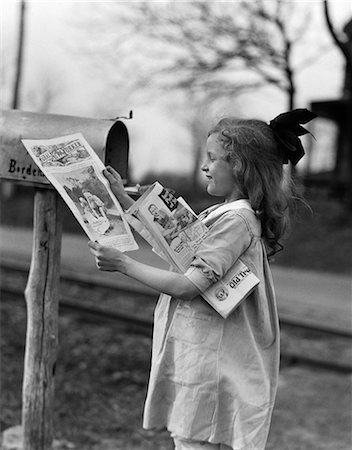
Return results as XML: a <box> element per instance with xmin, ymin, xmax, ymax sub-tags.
<box><xmin>269</xmin><ymin>108</ymin><xmax>317</xmax><ymax>166</ymax></box>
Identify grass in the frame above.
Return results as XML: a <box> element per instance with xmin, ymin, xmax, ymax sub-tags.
<box><xmin>1</xmin><ymin>294</ymin><xmax>351</xmax><ymax>450</ymax></box>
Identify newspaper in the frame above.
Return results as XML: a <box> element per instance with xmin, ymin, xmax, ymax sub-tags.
<box><xmin>22</xmin><ymin>133</ymin><xmax>138</xmax><ymax>252</ymax></box>
<box><xmin>125</xmin><ymin>182</ymin><xmax>259</xmax><ymax>318</ymax></box>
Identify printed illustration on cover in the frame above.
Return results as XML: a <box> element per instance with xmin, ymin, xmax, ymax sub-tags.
<box><xmin>22</xmin><ymin>133</ymin><xmax>138</xmax><ymax>252</ymax></box>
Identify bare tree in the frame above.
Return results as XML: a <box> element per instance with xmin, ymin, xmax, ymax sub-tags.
<box><xmin>126</xmin><ymin>2</ymin><xmax>264</xmax><ymax>97</ymax></box>
<box><xmin>323</xmin><ymin>0</ymin><xmax>352</xmax><ymax>92</ymax></box>
<box><xmin>72</xmin><ymin>1</ymin><xmax>324</xmax><ymax>184</ymax></box>
<box><xmin>240</xmin><ymin>0</ymin><xmax>303</xmax><ymax>110</ymax></box>
<box><xmin>124</xmin><ymin>0</ymin><xmax>323</xmax><ymax>180</ymax></box>
<box><xmin>125</xmin><ymin>1</ymin><xmax>322</xmax><ymax>109</ymax></box>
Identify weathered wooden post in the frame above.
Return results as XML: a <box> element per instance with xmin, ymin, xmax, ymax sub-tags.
<box><xmin>0</xmin><ymin>109</ymin><xmax>130</xmax><ymax>450</ymax></box>
<box><xmin>22</xmin><ymin>187</ymin><xmax>62</xmax><ymax>450</ymax></box>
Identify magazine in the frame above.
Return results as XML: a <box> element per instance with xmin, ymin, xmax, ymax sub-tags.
<box><xmin>127</xmin><ymin>182</ymin><xmax>208</xmax><ymax>271</ymax></box>
<box><xmin>125</xmin><ymin>182</ymin><xmax>260</xmax><ymax>318</ymax></box>
<box><xmin>22</xmin><ymin>133</ymin><xmax>138</xmax><ymax>252</ymax></box>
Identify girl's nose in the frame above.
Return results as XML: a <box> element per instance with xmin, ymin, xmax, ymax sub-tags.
<box><xmin>201</xmin><ymin>161</ymin><xmax>208</xmax><ymax>172</ymax></box>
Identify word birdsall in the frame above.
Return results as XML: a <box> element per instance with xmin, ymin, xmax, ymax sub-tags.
<box><xmin>158</xmin><ymin>188</ymin><xmax>178</xmax><ymax>212</ymax></box>
<box><xmin>229</xmin><ymin>268</ymin><xmax>251</xmax><ymax>289</ymax></box>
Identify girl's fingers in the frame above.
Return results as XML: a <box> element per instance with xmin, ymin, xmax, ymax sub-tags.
<box><xmin>103</xmin><ymin>169</ymin><xmax>115</xmax><ymax>181</ymax></box>
<box><xmin>88</xmin><ymin>241</ymin><xmax>125</xmax><ymax>273</ymax></box>
<box><xmin>88</xmin><ymin>241</ymin><xmax>101</xmax><ymax>250</ymax></box>
<box><xmin>106</xmin><ymin>165</ymin><xmax>117</xmax><ymax>174</ymax></box>
<box><xmin>104</xmin><ymin>166</ymin><xmax>121</xmax><ymax>180</ymax></box>
<box><xmin>88</xmin><ymin>242</ymin><xmax>106</xmax><ymax>260</ymax></box>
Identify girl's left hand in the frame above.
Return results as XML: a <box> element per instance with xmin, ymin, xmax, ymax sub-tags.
<box><xmin>88</xmin><ymin>241</ymin><xmax>126</xmax><ymax>272</ymax></box>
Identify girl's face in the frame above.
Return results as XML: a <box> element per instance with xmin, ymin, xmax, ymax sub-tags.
<box><xmin>201</xmin><ymin>133</ymin><xmax>239</xmax><ymax>202</ymax></box>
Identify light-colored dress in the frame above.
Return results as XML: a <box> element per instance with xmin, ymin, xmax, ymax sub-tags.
<box><xmin>142</xmin><ymin>200</ymin><xmax>280</xmax><ymax>450</ymax></box>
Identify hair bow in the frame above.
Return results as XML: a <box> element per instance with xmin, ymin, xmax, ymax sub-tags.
<box><xmin>269</xmin><ymin>109</ymin><xmax>317</xmax><ymax>166</ymax></box>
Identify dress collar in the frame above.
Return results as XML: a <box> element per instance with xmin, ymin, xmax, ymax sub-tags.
<box><xmin>200</xmin><ymin>199</ymin><xmax>254</xmax><ymax>222</ymax></box>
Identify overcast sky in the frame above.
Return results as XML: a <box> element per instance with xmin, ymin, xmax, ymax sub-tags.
<box><xmin>1</xmin><ymin>0</ymin><xmax>352</xmax><ymax>179</ymax></box>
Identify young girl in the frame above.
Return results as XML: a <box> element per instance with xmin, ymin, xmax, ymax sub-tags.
<box><xmin>89</xmin><ymin>109</ymin><xmax>316</xmax><ymax>450</ymax></box>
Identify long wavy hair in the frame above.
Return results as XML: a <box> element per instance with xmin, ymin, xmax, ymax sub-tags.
<box><xmin>209</xmin><ymin>117</ymin><xmax>297</xmax><ymax>256</ymax></box>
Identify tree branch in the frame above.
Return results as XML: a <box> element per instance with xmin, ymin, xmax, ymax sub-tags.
<box><xmin>323</xmin><ymin>0</ymin><xmax>351</xmax><ymax>64</ymax></box>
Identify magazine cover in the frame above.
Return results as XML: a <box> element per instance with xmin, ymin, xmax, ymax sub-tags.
<box><xmin>22</xmin><ymin>133</ymin><xmax>138</xmax><ymax>252</ymax></box>
<box><xmin>126</xmin><ymin>182</ymin><xmax>208</xmax><ymax>271</ymax></box>
<box><xmin>126</xmin><ymin>182</ymin><xmax>260</xmax><ymax>318</ymax></box>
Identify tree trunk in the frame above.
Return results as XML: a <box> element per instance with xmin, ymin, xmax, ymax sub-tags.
<box><xmin>22</xmin><ymin>189</ymin><xmax>62</xmax><ymax>450</ymax></box>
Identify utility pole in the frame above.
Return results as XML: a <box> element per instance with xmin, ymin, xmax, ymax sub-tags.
<box><xmin>12</xmin><ymin>0</ymin><xmax>26</xmax><ymax>109</ymax></box>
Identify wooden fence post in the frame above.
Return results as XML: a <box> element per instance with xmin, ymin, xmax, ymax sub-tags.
<box><xmin>22</xmin><ymin>188</ymin><xmax>62</xmax><ymax>450</ymax></box>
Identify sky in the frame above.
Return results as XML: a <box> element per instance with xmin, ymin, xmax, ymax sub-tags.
<box><xmin>1</xmin><ymin>0</ymin><xmax>352</xmax><ymax>180</ymax></box>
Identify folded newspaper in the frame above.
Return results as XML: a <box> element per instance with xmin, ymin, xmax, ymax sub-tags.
<box><xmin>22</xmin><ymin>133</ymin><xmax>138</xmax><ymax>252</ymax></box>
<box><xmin>125</xmin><ymin>182</ymin><xmax>260</xmax><ymax>318</ymax></box>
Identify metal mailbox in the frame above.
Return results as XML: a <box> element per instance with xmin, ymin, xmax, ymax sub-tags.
<box><xmin>0</xmin><ymin>109</ymin><xmax>130</xmax><ymax>185</ymax></box>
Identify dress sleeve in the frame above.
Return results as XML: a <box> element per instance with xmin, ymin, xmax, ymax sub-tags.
<box><xmin>184</xmin><ymin>212</ymin><xmax>252</xmax><ymax>293</ymax></box>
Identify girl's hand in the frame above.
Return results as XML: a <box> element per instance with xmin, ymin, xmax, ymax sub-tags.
<box><xmin>88</xmin><ymin>241</ymin><xmax>127</xmax><ymax>272</ymax></box>
<box><xmin>89</xmin><ymin>243</ymin><xmax>199</xmax><ymax>301</ymax></box>
<box><xmin>103</xmin><ymin>166</ymin><xmax>135</xmax><ymax>210</ymax></box>
<box><xmin>103</xmin><ymin>166</ymin><xmax>126</xmax><ymax>200</ymax></box>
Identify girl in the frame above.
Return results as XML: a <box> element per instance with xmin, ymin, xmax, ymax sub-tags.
<box><xmin>89</xmin><ymin>109</ymin><xmax>316</xmax><ymax>450</ymax></box>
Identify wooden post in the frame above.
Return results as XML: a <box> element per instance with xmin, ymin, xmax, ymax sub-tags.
<box><xmin>22</xmin><ymin>188</ymin><xmax>62</xmax><ymax>450</ymax></box>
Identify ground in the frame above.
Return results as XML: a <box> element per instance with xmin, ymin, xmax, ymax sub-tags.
<box><xmin>1</xmin><ymin>292</ymin><xmax>351</xmax><ymax>450</ymax></box>
<box><xmin>1</xmin><ymin>186</ymin><xmax>352</xmax><ymax>449</ymax></box>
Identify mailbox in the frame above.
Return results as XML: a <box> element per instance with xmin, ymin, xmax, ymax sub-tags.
<box><xmin>0</xmin><ymin>109</ymin><xmax>130</xmax><ymax>185</ymax></box>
